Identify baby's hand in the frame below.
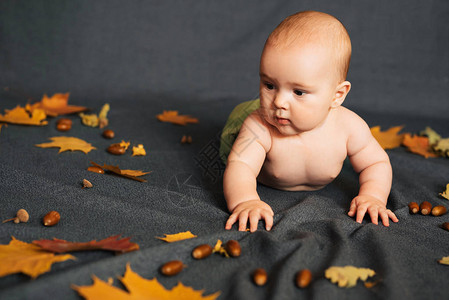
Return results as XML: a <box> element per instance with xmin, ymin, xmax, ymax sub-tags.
<box><xmin>225</xmin><ymin>200</ymin><xmax>274</xmax><ymax>232</ymax></box>
<box><xmin>348</xmin><ymin>195</ymin><xmax>398</xmax><ymax>226</ymax></box>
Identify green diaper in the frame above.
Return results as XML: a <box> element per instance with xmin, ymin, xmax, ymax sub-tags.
<box><xmin>219</xmin><ymin>98</ymin><xmax>260</xmax><ymax>164</ymax></box>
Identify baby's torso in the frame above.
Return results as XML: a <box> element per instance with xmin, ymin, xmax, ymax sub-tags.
<box><xmin>257</xmin><ymin>122</ymin><xmax>348</xmax><ymax>191</ymax></box>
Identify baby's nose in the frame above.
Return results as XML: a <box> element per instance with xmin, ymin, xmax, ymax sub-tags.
<box><xmin>273</xmin><ymin>92</ymin><xmax>288</xmax><ymax>109</ymax></box>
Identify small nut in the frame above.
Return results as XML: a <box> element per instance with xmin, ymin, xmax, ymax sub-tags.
<box><xmin>16</xmin><ymin>209</ymin><xmax>29</xmax><ymax>223</ymax></box>
<box><xmin>224</xmin><ymin>240</ymin><xmax>241</xmax><ymax>257</ymax></box>
<box><xmin>419</xmin><ymin>201</ymin><xmax>432</xmax><ymax>215</ymax></box>
<box><xmin>160</xmin><ymin>260</ymin><xmax>184</xmax><ymax>276</ymax></box>
<box><xmin>56</xmin><ymin>118</ymin><xmax>72</xmax><ymax>131</ymax></box>
<box><xmin>295</xmin><ymin>269</ymin><xmax>312</xmax><ymax>288</ymax></box>
<box><xmin>102</xmin><ymin>129</ymin><xmax>115</xmax><ymax>139</ymax></box>
<box><xmin>2</xmin><ymin>209</ymin><xmax>29</xmax><ymax>224</ymax></box>
<box><xmin>107</xmin><ymin>143</ymin><xmax>126</xmax><ymax>155</ymax></box>
<box><xmin>43</xmin><ymin>211</ymin><xmax>60</xmax><ymax>226</ymax></box>
<box><xmin>442</xmin><ymin>222</ymin><xmax>449</xmax><ymax>231</ymax></box>
<box><xmin>431</xmin><ymin>205</ymin><xmax>447</xmax><ymax>216</ymax></box>
<box><xmin>252</xmin><ymin>268</ymin><xmax>267</xmax><ymax>286</ymax></box>
<box><xmin>192</xmin><ymin>244</ymin><xmax>213</xmax><ymax>259</ymax></box>
<box><xmin>87</xmin><ymin>166</ymin><xmax>105</xmax><ymax>174</ymax></box>
<box><xmin>408</xmin><ymin>202</ymin><xmax>419</xmax><ymax>214</ymax></box>
<box><xmin>82</xmin><ymin>179</ymin><xmax>93</xmax><ymax>189</ymax></box>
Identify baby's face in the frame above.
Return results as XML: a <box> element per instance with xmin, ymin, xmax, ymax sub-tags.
<box><xmin>259</xmin><ymin>42</ymin><xmax>340</xmax><ymax>136</ymax></box>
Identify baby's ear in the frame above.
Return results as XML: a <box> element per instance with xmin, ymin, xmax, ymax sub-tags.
<box><xmin>331</xmin><ymin>81</ymin><xmax>351</xmax><ymax>108</ymax></box>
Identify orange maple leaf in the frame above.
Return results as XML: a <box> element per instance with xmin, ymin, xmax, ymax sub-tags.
<box><xmin>73</xmin><ymin>263</ymin><xmax>220</xmax><ymax>300</ymax></box>
<box><xmin>33</xmin><ymin>235</ymin><xmax>139</xmax><ymax>254</ymax></box>
<box><xmin>29</xmin><ymin>93</ymin><xmax>88</xmax><ymax>117</ymax></box>
<box><xmin>0</xmin><ymin>237</ymin><xmax>75</xmax><ymax>279</ymax></box>
<box><xmin>156</xmin><ymin>231</ymin><xmax>197</xmax><ymax>242</ymax></box>
<box><xmin>402</xmin><ymin>133</ymin><xmax>439</xmax><ymax>158</ymax></box>
<box><xmin>0</xmin><ymin>105</ymin><xmax>48</xmax><ymax>126</ymax></box>
<box><xmin>36</xmin><ymin>136</ymin><xmax>96</xmax><ymax>154</ymax></box>
<box><xmin>370</xmin><ymin>126</ymin><xmax>405</xmax><ymax>149</ymax></box>
<box><xmin>157</xmin><ymin>110</ymin><xmax>199</xmax><ymax>125</ymax></box>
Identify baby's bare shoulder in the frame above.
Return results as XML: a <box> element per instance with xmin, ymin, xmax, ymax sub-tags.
<box><xmin>336</xmin><ymin>107</ymin><xmax>370</xmax><ymax>134</ymax></box>
<box><xmin>337</xmin><ymin>107</ymin><xmax>376</xmax><ymax>154</ymax></box>
<box><xmin>240</xmin><ymin>109</ymin><xmax>272</xmax><ymax>151</ymax></box>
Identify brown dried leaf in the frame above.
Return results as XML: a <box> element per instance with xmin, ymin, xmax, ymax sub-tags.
<box><xmin>120</xmin><ymin>170</ymin><xmax>151</xmax><ymax>177</ymax></box>
<box><xmin>90</xmin><ymin>161</ymin><xmax>149</xmax><ymax>182</ymax></box>
<box><xmin>33</xmin><ymin>235</ymin><xmax>139</xmax><ymax>254</ymax></box>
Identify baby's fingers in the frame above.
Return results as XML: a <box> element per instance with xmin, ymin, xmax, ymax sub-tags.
<box><xmin>348</xmin><ymin>200</ymin><xmax>357</xmax><ymax>217</ymax></box>
<box><xmin>388</xmin><ymin>210</ymin><xmax>399</xmax><ymax>223</ymax></box>
<box><xmin>225</xmin><ymin>213</ymin><xmax>238</xmax><ymax>230</ymax></box>
<box><xmin>238</xmin><ymin>210</ymin><xmax>250</xmax><ymax>231</ymax></box>
<box><xmin>262</xmin><ymin>210</ymin><xmax>273</xmax><ymax>231</ymax></box>
<box><xmin>380</xmin><ymin>209</ymin><xmax>399</xmax><ymax>226</ymax></box>
<box><xmin>249</xmin><ymin>211</ymin><xmax>261</xmax><ymax>232</ymax></box>
<box><xmin>356</xmin><ymin>206</ymin><xmax>368</xmax><ymax>223</ymax></box>
<box><xmin>369</xmin><ymin>210</ymin><xmax>379</xmax><ymax>225</ymax></box>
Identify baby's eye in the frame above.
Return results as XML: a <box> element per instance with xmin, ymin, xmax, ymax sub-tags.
<box><xmin>265</xmin><ymin>83</ymin><xmax>274</xmax><ymax>90</ymax></box>
<box><xmin>294</xmin><ymin>90</ymin><xmax>304</xmax><ymax>96</ymax></box>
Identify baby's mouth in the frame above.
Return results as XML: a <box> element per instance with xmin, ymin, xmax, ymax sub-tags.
<box><xmin>275</xmin><ymin>116</ymin><xmax>290</xmax><ymax>125</ymax></box>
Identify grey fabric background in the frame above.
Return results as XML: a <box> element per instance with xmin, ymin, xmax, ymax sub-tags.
<box><xmin>1</xmin><ymin>1</ymin><xmax>449</xmax><ymax>299</ymax></box>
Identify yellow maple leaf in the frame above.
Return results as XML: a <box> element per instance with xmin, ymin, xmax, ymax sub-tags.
<box><xmin>73</xmin><ymin>263</ymin><xmax>220</xmax><ymax>300</ymax></box>
<box><xmin>132</xmin><ymin>144</ymin><xmax>146</xmax><ymax>156</ymax></box>
<box><xmin>440</xmin><ymin>184</ymin><xmax>449</xmax><ymax>200</ymax></box>
<box><xmin>120</xmin><ymin>140</ymin><xmax>131</xmax><ymax>150</ymax></box>
<box><xmin>0</xmin><ymin>105</ymin><xmax>48</xmax><ymax>126</ymax></box>
<box><xmin>36</xmin><ymin>136</ymin><xmax>96</xmax><ymax>154</ymax></box>
<box><xmin>325</xmin><ymin>266</ymin><xmax>375</xmax><ymax>288</ymax></box>
<box><xmin>402</xmin><ymin>134</ymin><xmax>439</xmax><ymax>158</ymax></box>
<box><xmin>0</xmin><ymin>237</ymin><xmax>75</xmax><ymax>278</ymax></box>
<box><xmin>370</xmin><ymin>126</ymin><xmax>404</xmax><ymax>149</ymax></box>
<box><xmin>79</xmin><ymin>112</ymin><xmax>99</xmax><ymax>127</ymax></box>
<box><xmin>156</xmin><ymin>231</ymin><xmax>197</xmax><ymax>242</ymax></box>
<box><xmin>79</xmin><ymin>104</ymin><xmax>110</xmax><ymax>128</ymax></box>
<box><xmin>434</xmin><ymin>138</ymin><xmax>449</xmax><ymax>157</ymax></box>
<box><xmin>420</xmin><ymin>126</ymin><xmax>442</xmax><ymax>145</ymax></box>
<box><xmin>157</xmin><ymin>110</ymin><xmax>199</xmax><ymax>126</ymax></box>
<box><xmin>212</xmin><ymin>239</ymin><xmax>230</xmax><ymax>258</ymax></box>
<box><xmin>438</xmin><ymin>256</ymin><xmax>449</xmax><ymax>265</ymax></box>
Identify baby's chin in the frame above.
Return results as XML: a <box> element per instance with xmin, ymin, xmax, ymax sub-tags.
<box><xmin>265</xmin><ymin>117</ymin><xmax>303</xmax><ymax>136</ymax></box>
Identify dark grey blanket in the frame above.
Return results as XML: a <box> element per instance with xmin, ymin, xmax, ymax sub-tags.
<box><xmin>1</xmin><ymin>1</ymin><xmax>449</xmax><ymax>299</ymax></box>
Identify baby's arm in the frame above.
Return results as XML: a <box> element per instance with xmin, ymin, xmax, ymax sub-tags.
<box><xmin>224</xmin><ymin>112</ymin><xmax>274</xmax><ymax>232</ymax></box>
<box><xmin>346</xmin><ymin>114</ymin><xmax>398</xmax><ymax>226</ymax></box>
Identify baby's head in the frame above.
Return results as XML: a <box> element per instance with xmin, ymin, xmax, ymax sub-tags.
<box><xmin>265</xmin><ymin>11</ymin><xmax>351</xmax><ymax>83</ymax></box>
<box><xmin>258</xmin><ymin>11</ymin><xmax>353</xmax><ymax>135</ymax></box>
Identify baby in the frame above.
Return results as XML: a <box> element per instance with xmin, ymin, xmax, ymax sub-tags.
<box><xmin>223</xmin><ymin>11</ymin><xmax>398</xmax><ymax>232</ymax></box>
